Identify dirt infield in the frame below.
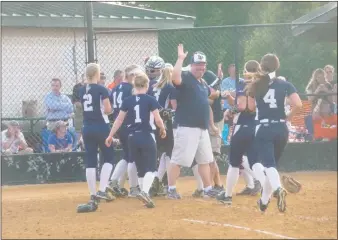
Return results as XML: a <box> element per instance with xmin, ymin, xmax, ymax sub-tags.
<box><xmin>2</xmin><ymin>171</ymin><xmax>337</xmax><ymax>239</ymax></box>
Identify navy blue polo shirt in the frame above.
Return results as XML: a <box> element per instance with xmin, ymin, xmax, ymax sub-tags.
<box><xmin>174</xmin><ymin>71</ymin><xmax>211</xmax><ymax>129</ymax></box>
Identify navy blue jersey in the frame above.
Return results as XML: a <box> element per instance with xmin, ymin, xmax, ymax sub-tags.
<box><xmin>110</xmin><ymin>82</ymin><xmax>133</xmax><ymax>121</ymax></box>
<box><xmin>174</xmin><ymin>71</ymin><xmax>211</xmax><ymax>129</ymax></box>
<box><xmin>148</xmin><ymin>83</ymin><xmax>177</xmax><ymax>108</ymax></box>
<box><xmin>234</xmin><ymin>79</ymin><xmax>255</xmax><ymax>125</ymax></box>
<box><xmin>121</xmin><ymin>94</ymin><xmax>161</xmax><ymax>133</ymax></box>
<box><xmin>147</xmin><ymin>80</ymin><xmax>158</xmax><ymax>95</ymax></box>
<box><xmin>79</xmin><ymin>84</ymin><xmax>110</xmax><ymax>125</ymax></box>
<box><xmin>255</xmin><ymin>78</ymin><xmax>297</xmax><ymax>121</ymax></box>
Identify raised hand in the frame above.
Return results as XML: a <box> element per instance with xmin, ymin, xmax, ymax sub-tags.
<box><xmin>178</xmin><ymin>44</ymin><xmax>188</xmax><ymax>60</ymax></box>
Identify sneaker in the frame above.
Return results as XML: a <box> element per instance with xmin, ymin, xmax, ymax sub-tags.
<box><xmin>252</xmin><ymin>180</ymin><xmax>262</xmax><ymax>196</ymax></box>
<box><xmin>128</xmin><ymin>186</ymin><xmax>141</xmax><ymax>198</ymax></box>
<box><xmin>120</xmin><ymin>187</ymin><xmax>129</xmax><ymax>197</ymax></box>
<box><xmin>167</xmin><ymin>188</ymin><xmax>181</xmax><ymax>199</ymax></box>
<box><xmin>106</xmin><ymin>180</ymin><xmax>124</xmax><ymax>198</ymax></box>
<box><xmin>275</xmin><ymin>187</ymin><xmax>287</xmax><ymax>213</ymax></box>
<box><xmin>192</xmin><ymin>189</ymin><xmax>204</xmax><ymax>198</ymax></box>
<box><xmin>213</xmin><ymin>185</ymin><xmax>225</xmax><ymax>194</ymax></box>
<box><xmin>136</xmin><ymin>191</ymin><xmax>155</xmax><ymax>208</ymax></box>
<box><xmin>257</xmin><ymin>198</ymin><xmax>269</xmax><ymax>212</ymax></box>
<box><xmin>156</xmin><ymin>182</ymin><xmax>167</xmax><ymax>196</ymax></box>
<box><xmin>77</xmin><ymin>195</ymin><xmax>99</xmax><ymax>213</ymax></box>
<box><xmin>204</xmin><ymin>187</ymin><xmax>221</xmax><ymax>198</ymax></box>
<box><xmin>96</xmin><ymin>190</ymin><xmax>115</xmax><ymax>202</ymax></box>
<box><xmin>216</xmin><ymin>191</ymin><xmax>232</xmax><ymax>205</ymax></box>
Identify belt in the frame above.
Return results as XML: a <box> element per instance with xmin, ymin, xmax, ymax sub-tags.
<box><xmin>259</xmin><ymin>119</ymin><xmax>285</xmax><ymax>124</ymax></box>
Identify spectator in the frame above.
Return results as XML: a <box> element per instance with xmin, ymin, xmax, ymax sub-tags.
<box><xmin>220</xmin><ymin>64</ymin><xmax>242</xmax><ymax>145</ymax></box>
<box><xmin>48</xmin><ymin>121</ymin><xmax>73</xmax><ymax>153</ymax></box>
<box><xmin>306</xmin><ymin>68</ymin><xmax>335</xmax><ymax>118</ymax></box>
<box><xmin>72</xmin><ymin>74</ymin><xmax>85</xmax><ymax>142</ymax></box>
<box><xmin>1</xmin><ymin>121</ymin><xmax>33</xmax><ymax>155</ymax></box>
<box><xmin>324</xmin><ymin>65</ymin><xmax>336</xmax><ymax>85</ymax></box>
<box><xmin>44</xmin><ymin>78</ymin><xmax>74</xmax><ymax>130</ymax></box>
<box><xmin>107</xmin><ymin>70</ymin><xmax>124</xmax><ymax>90</ymax></box>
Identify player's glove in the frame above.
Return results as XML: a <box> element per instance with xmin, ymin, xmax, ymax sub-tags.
<box><xmin>281</xmin><ymin>175</ymin><xmax>302</xmax><ymax>193</ymax></box>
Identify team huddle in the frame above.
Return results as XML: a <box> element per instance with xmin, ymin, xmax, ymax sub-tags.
<box><xmin>76</xmin><ymin>44</ymin><xmax>302</xmax><ymax>214</ymax></box>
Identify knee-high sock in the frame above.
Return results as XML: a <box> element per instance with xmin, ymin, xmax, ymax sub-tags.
<box><xmin>261</xmin><ymin>176</ymin><xmax>273</xmax><ymax>205</ymax></box>
<box><xmin>241</xmin><ymin>169</ymin><xmax>255</xmax><ymax>189</ymax></box>
<box><xmin>157</xmin><ymin>153</ymin><xmax>167</xmax><ymax>182</ymax></box>
<box><xmin>110</xmin><ymin>159</ymin><xmax>127</xmax><ymax>181</ymax></box>
<box><xmin>252</xmin><ymin>163</ymin><xmax>266</xmax><ymax>188</ymax></box>
<box><xmin>118</xmin><ymin>171</ymin><xmax>128</xmax><ymax>188</ymax></box>
<box><xmin>225</xmin><ymin>166</ymin><xmax>240</xmax><ymax>197</ymax></box>
<box><xmin>265</xmin><ymin>167</ymin><xmax>282</xmax><ymax>192</ymax></box>
<box><xmin>128</xmin><ymin>162</ymin><xmax>139</xmax><ymax>188</ymax></box>
<box><xmin>86</xmin><ymin>168</ymin><xmax>97</xmax><ymax>196</ymax></box>
<box><xmin>143</xmin><ymin>172</ymin><xmax>155</xmax><ymax>194</ymax></box>
<box><xmin>99</xmin><ymin>163</ymin><xmax>113</xmax><ymax>192</ymax></box>
<box><xmin>242</xmin><ymin>156</ymin><xmax>256</xmax><ymax>179</ymax></box>
<box><xmin>192</xmin><ymin>164</ymin><xmax>203</xmax><ymax>191</ymax></box>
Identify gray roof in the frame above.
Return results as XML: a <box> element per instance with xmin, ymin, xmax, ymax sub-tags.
<box><xmin>292</xmin><ymin>2</ymin><xmax>337</xmax><ymax>38</ymax></box>
<box><xmin>1</xmin><ymin>2</ymin><xmax>195</xmax><ymax>29</ymax></box>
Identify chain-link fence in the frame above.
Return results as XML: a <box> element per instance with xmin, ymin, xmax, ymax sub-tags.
<box><xmin>1</xmin><ymin>22</ymin><xmax>336</xmax><ymax>154</ymax></box>
<box><xmin>1</xmin><ymin>28</ymin><xmax>88</xmax><ymax>152</ymax></box>
<box><xmin>95</xmin><ymin>22</ymin><xmax>337</xmax><ymax>144</ymax></box>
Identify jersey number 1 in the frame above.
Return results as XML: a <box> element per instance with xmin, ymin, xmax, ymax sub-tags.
<box><xmin>263</xmin><ymin>89</ymin><xmax>277</xmax><ymax>108</ymax></box>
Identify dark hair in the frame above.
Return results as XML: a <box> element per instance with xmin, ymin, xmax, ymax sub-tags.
<box><xmin>228</xmin><ymin>63</ymin><xmax>235</xmax><ymax>69</ymax></box>
<box><xmin>245</xmin><ymin>54</ymin><xmax>280</xmax><ymax>98</ymax></box>
<box><xmin>244</xmin><ymin>60</ymin><xmax>260</xmax><ymax>73</ymax></box>
<box><xmin>51</xmin><ymin>78</ymin><xmax>62</xmax><ymax>87</ymax></box>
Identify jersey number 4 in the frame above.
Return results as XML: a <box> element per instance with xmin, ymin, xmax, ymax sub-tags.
<box><xmin>263</xmin><ymin>89</ymin><xmax>277</xmax><ymax>108</ymax></box>
<box><xmin>83</xmin><ymin>94</ymin><xmax>93</xmax><ymax>111</ymax></box>
<box><xmin>113</xmin><ymin>92</ymin><xmax>123</xmax><ymax>108</ymax></box>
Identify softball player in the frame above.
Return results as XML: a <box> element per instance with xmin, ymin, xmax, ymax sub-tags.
<box><xmin>106</xmin><ymin>73</ymin><xmax>166</xmax><ymax>208</ymax></box>
<box><xmin>77</xmin><ymin>63</ymin><xmax>115</xmax><ymax>213</ymax></box>
<box><xmin>247</xmin><ymin>53</ymin><xmax>302</xmax><ymax>213</ymax></box>
<box><xmin>217</xmin><ymin>60</ymin><xmax>261</xmax><ymax>205</ymax></box>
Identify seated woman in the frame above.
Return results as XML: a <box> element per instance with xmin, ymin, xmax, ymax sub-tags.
<box><xmin>1</xmin><ymin>121</ymin><xmax>33</xmax><ymax>155</ymax></box>
<box><xmin>48</xmin><ymin>121</ymin><xmax>73</xmax><ymax>153</ymax></box>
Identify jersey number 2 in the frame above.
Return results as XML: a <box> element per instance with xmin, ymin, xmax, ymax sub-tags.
<box><xmin>83</xmin><ymin>94</ymin><xmax>93</xmax><ymax>111</ymax></box>
<box><xmin>263</xmin><ymin>89</ymin><xmax>277</xmax><ymax>108</ymax></box>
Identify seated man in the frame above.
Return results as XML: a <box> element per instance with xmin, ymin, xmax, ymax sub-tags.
<box><xmin>48</xmin><ymin>121</ymin><xmax>73</xmax><ymax>153</ymax></box>
<box><xmin>1</xmin><ymin>121</ymin><xmax>33</xmax><ymax>155</ymax></box>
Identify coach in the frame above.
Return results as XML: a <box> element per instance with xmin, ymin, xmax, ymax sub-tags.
<box><xmin>166</xmin><ymin>44</ymin><xmax>213</xmax><ymax>199</ymax></box>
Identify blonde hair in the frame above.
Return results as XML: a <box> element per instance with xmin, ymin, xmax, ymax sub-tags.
<box><xmin>125</xmin><ymin>65</ymin><xmax>144</xmax><ymax>83</ymax></box>
<box><xmin>324</xmin><ymin>65</ymin><xmax>334</xmax><ymax>72</ymax></box>
<box><xmin>86</xmin><ymin>63</ymin><xmax>100</xmax><ymax>83</ymax></box>
<box><xmin>306</xmin><ymin>68</ymin><xmax>326</xmax><ymax>93</ymax></box>
<box><xmin>154</xmin><ymin>65</ymin><xmax>173</xmax><ymax>89</ymax></box>
<box><xmin>134</xmin><ymin>73</ymin><xmax>149</xmax><ymax>89</ymax></box>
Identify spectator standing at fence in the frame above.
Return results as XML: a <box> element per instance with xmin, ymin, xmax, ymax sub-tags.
<box><xmin>1</xmin><ymin>121</ymin><xmax>33</xmax><ymax>155</ymax></box>
<box><xmin>324</xmin><ymin>65</ymin><xmax>336</xmax><ymax>85</ymax></box>
<box><xmin>221</xmin><ymin>64</ymin><xmax>242</xmax><ymax>145</ymax></box>
<box><xmin>44</xmin><ymin>78</ymin><xmax>74</xmax><ymax>130</ymax></box>
<box><xmin>306</xmin><ymin>68</ymin><xmax>335</xmax><ymax>118</ymax></box>
<box><xmin>107</xmin><ymin>70</ymin><xmax>124</xmax><ymax>90</ymax></box>
<box><xmin>166</xmin><ymin>44</ymin><xmax>214</xmax><ymax>199</ymax></box>
<box><xmin>48</xmin><ymin>121</ymin><xmax>73</xmax><ymax>153</ymax></box>
<box><xmin>72</xmin><ymin>74</ymin><xmax>85</xmax><ymax>147</ymax></box>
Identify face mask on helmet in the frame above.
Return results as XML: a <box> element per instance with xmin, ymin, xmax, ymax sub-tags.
<box><xmin>145</xmin><ymin>56</ymin><xmax>165</xmax><ymax>81</ymax></box>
